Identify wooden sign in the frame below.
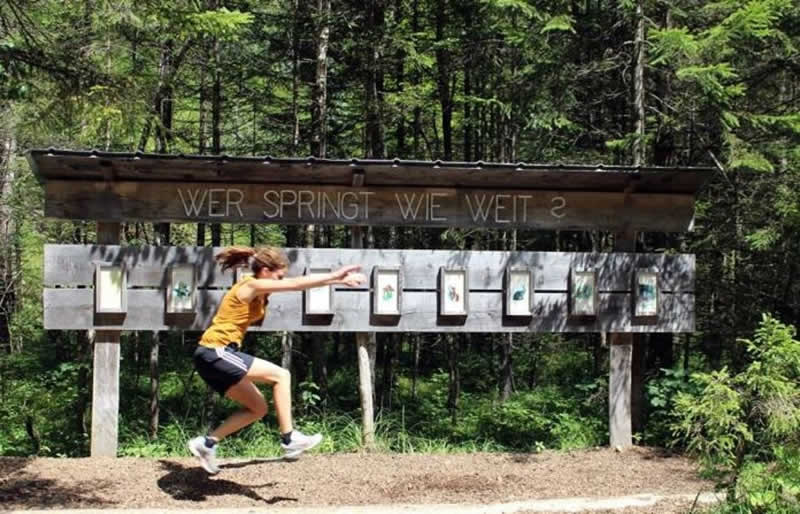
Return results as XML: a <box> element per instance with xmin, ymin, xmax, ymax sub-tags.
<box><xmin>44</xmin><ymin>181</ymin><xmax>696</xmax><ymax>232</ymax></box>
<box><xmin>44</xmin><ymin>245</ymin><xmax>696</xmax><ymax>333</ymax></box>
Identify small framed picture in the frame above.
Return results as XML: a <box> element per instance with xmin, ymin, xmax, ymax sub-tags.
<box><xmin>505</xmin><ymin>267</ymin><xmax>534</xmax><ymax>317</ymax></box>
<box><xmin>166</xmin><ymin>264</ymin><xmax>196</xmax><ymax>314</ymax></box>
<box><xmin>372</xmin><ymin>267</ymin><xmax>402</xmax><ymax>316</ymax></box>
<box><xmin>95</xmin><ymin>264</ymin><xmax>127</xmax><ymax>314</ymax></box>
<box><xmin>439</xmin><ymin>267</ymin><xmax>468</xmax><ymax>316</ymax></box>
<box><xmin>235</xmin><ymin>267</ymin><xmax>254</xmax><ymax>282</ymax></box>
<box><xmin>634</xmin><ymin>270</ymin><xmax>659</xmax><ymax>318</ymax></box>
<box><xmin>570</xmin><ymin>269</ymin><xmax>598</xmax><ymax>317</ymax></box>
<box><xmin>304</xmin><ymin>267</ymin><xmax>334</xmax><ymax>315</ymax></box>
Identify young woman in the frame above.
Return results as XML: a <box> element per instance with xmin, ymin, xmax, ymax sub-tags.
<box><xmin>188</xmin><ymin>246</ymin><xmax>365</xmax><ymax>474</ymax></box>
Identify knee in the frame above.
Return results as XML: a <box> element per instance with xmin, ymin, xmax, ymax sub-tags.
<box><xmin>252</xmin><ymin>400</ymin><xmax>268</xmax><ymax>419</ymax></box>
<box><xmin>275</xmin><ymin>367</ymin><xmax>291</xmax><ymax>385</ymax></box>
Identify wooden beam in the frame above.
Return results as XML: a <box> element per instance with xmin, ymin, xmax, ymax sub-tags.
<box><xmin>91</xmin><ymin>222</ymin><xmax>120</xmax><ymax>457</ymax></box>
<box><xmin>44</xmin><ymin>180</ymin><xmax>696</xmax><ymax>232</ymax></box>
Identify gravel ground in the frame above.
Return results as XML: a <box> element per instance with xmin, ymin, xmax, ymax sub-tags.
<box><xmin>0</xmin><ymin>447</ymin><xmax>715</xmax><ymax>512</ymax></box>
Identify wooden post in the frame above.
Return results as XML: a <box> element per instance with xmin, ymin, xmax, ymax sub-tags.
<box><xmin>91</xmin><ymin>222</ymin><xmax>121</xmax><ymax>457</ymax></box>
<box><xmin>609</xmin><ymin>230</ymin><xmax>635</xmax><ymax>449</ymax></box>
<box><xmin>351</xmin><ymin>171</ymin><xmax>376</xmax><ymax>449</ymax></box>
<box><xmin>352</xmin><ymin>225</ymin><xmax>376</xmax><ymax>449</ymax></box>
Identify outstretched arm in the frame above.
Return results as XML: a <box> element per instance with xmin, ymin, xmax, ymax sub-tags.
<box><xmin>237</xmin><ymin>265</ymin><xmax>365</xmax><ymax>302</ymax></box>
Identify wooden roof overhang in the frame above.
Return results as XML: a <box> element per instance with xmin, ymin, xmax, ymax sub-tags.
<box><xmin>27</xmin><ymin>149</ymin><xmax>714</xmax><ymax>232</ymax></box>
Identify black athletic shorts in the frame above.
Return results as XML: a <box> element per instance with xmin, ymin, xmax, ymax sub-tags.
<box><xmin>193</xmin><ymin>344</ymin><xmax>255</xmax><ymax>395</ymax></box>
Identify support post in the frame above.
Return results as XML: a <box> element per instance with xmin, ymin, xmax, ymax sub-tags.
<box><xmin>91</xmin><ymin>222</ymin><xmax>121</xmax><ymax>457</ymax></box>
<box><xmin>609</xmin><ymin>230</ymin><xmax>635</xmax><ymax>449</ymax></box>
<box><xmin>351</xmin><ymin>171</ymin><xmax>376</xmax><ymax>449</ymax></box>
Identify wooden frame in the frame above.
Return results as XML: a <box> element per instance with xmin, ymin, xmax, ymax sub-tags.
<box><xmin>372</xmin><ymin>266</ymin><xmax>402</xmax><ymax>316</ymax></box>
<box><xmin>634</xmin><ymin>269</ymin><xmax>659</xmax><ymax>318</ymax></box>
<box><xmin>94</xmin><ymin>264</ymin><xmax>127</xmax><ymax>314</ymax></box>
<box><xmin>504</xmin><ymin>267</ymin><xmax>535</xmax><ymax>317</ymax></box>
<box><xmin>165</xmin><ymin>264</ymin><xmax>197</xmax><ymax>314</ymax></box>
<box><xmin>304</xmin><ymin>267</ymin><xmax>334</xmax><ymax>315</ymax></box>
<box><xmin>439</xmin><ymin>267</ymin><xmax>469</xmax><ymax>316</ymax></box>
<box><xmin>569</xmin><ymin>269</ymin><xmax>598</xmax><ymax>317</ymax></box>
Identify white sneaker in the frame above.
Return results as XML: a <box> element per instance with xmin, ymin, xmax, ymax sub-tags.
<box><xmin>188</xmin><ymin>436</ymin><xmax>220</xmax><ymax>474</ymax></box>
<box><xmin>281</xmin><ymin>430</ymin><xmax>323</xmax><ymax>459</ymax></box>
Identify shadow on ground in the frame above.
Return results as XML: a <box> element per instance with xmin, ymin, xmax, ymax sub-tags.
<box><xmin>157</xmin><ymin>460</ymin><xmax>297</xmax><ymax>505</ymax></box>
<box><xmin>0</xmin><ymin>458</ymin><xmax>116</xmax><ymax>508</ymax></box>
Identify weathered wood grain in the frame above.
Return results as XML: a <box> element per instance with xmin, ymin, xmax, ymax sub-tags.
<box><xmin>28</xmin><ymin>149</ymin><xmax>714</xmax><ymax>195</ymax></box>
<box><xmin>43</xmin><ymin>289</ymin><xmax>695</xmax><ymax>333</ymax></box>
<box><xmin>44</xmin><ymin>246</ymin><xmax>695</xmax><ymax>293</ymax></box>
<box><xmin>44</xmin><ymin>181</ymin><xmax>696</xmax><ymax>232</ymax></box>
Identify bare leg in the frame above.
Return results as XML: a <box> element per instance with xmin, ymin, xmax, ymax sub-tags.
<box><xmin>209</xmin><ymin>380</ymin><xmax>268</xmax><ymax>440</ymax></box>
<box><xmin>245</xmin><ymin>358</ymin><xmax>293</xmax><ymax>434</ymax></box>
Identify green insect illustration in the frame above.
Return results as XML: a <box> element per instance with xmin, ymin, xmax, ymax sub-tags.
<box><xmin>174</xmin><ymin>281</ymin><xmax>191</xmax><ymax>299</ymax></box>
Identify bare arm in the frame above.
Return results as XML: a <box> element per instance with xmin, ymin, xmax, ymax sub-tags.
<box><xmin>237</xmin><ymin>265</ymin><xmax>365</xmax><ymax>302</ymax></box>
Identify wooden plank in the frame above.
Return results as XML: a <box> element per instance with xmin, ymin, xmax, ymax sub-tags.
<box><xmin>44</xmin><ymin>289</ymin><xmax>695</xmax><ymax>333</ymax></box>
<box><xmin>44</xmin><ymin>181</ymin><xmax>696</xmax><ymax>232</ymax></box>
<box><xmin>44</xmin><ymin>246</ymin><xmax>695</xmax><ymax>292</ymax></box>
<box><xmin>44</xmin><ymin>245</ymin><xmax>234</xmax><ymax>288</ymax></box>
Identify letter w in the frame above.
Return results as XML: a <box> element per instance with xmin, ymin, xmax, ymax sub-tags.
<box><xmin>396</xmin><ymin>193</ymin><xmax>426</xmax><ymax>220</ymax></box>
<box><xmin>178</xmin><ymin>189</ymin><xmax>207</xmax><ymax>217</ymax></box>
<box><xmin>466</xmin><ymin>194</ymin><xmax>493</xmax><ymax>221</ymax></box>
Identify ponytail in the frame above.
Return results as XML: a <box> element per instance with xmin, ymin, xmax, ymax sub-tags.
<box><xmin>215</xmin><ymin>246</ymin><xmax>289</xmax><ymax>274</ymax></box>
<box><xmin>215</xmin><ymin>246</ymin><xmax>255</xmax><ymax>272</ymax></box>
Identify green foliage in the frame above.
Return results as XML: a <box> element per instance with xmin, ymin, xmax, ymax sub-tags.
<box><xmin>672</xmin><ymin>315</ymin><xmax>800</xmax><ymax>511</ymax></box>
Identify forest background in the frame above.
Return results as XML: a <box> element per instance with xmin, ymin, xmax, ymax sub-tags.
<box><xmin>1</xmin><ymin>0</ymin><xmax>799</xmax><ymax>511</ymax></box>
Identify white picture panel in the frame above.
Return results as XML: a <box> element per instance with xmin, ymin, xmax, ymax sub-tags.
<box><xmin>635</xmin><ymin>270</ymin><xmax>659</xmax><ymax>317</ymax></box>
<box><xmin>506</xmin><ymin>268</ymin><xmax>534</xmax><ymax>317</ymax></box>
<box><xmin>570</xmin><ymin>270</ymin><xmax>597</xmax><ymax>317</ymax></box>
<box><xmin>95</xmin><ymin>265</ymin><xmax>127</xmax><ymax>313</ymax></box>
<box><xmin>166</xmin><ymin>264</ymin><xmax>196</xmax><ymax>313</ymax></box>
<box><xmin>304</xmin><ymin>267</ymin><xmax>333</xmax><ymax>315</ymax></box>
<box><xmin>373</xmin><ymin>267</ymin><xmax>401</xmax><ymax>316</ymax></box>
<box><xmin>440</xmin><ymin>268</ymin><xmax>468</xmax><ymax>316</ymax></box>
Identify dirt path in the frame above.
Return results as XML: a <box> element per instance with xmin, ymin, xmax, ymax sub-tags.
<box><xmin>0</xmin><ymin>447</ymin><xmax>715</xmax><ymax>512</ymax></box>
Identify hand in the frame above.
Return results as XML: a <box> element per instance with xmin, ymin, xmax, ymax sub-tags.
<box><xmin>340</xmin><ymin>272</ymin><xmax>366</xmax><ymax>287</ymax></box>
<box><xmin>332</xmin><ymin>264</ymin><xmax>361</xmax><ymax>280</ymax></box>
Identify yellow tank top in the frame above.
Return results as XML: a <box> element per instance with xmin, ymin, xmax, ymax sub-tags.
<box><xmin>200</xmin><ymin>276</ymin><xmax>267</xmax><ymax>347</ymax></box>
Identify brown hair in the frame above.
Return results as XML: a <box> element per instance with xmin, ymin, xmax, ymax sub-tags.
<box><xmin>215</xmin><ymin>246</ymin><xmax>289</xmax><ymax>274</ymax></box>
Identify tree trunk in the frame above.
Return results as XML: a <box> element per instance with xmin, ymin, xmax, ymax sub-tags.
<box><xmin>411</xmin><ymin>336</ymin><xmax>420</xmax><ymax>399</ymax></box>
<box><xmin>393</xmin><ymin>0</ymin><xmax>406</xmax><ymax>157</ymax></box>
<box><xmin>291</xmin><ymin>0</ymin><xmax>302</xmax><ymax>153</ymax></box>
<box><xmin>149</xmin><ymin>332</ymin><xmax>160</xmax><ymax>439</ymax></box>
<box><xmin>447</xmin><ymin>335</ymin><xmax>460</xmax><ymax>424</ymax></box>
<box><xmin>411</xmin><ymin>0</ymin><xmax>421</xmax><ymax>158</ymax></box>
<box><xmin>364</xmin><ymin>0</ymin><xmax>385</xmax><ymax>158</ymax></box>
<box><xmin>633</xmin><ymin>0</ymin><xmax>645</xmax><ymax>166</ymax></box>
<box><xmin>0</xmin><ymin>132</ymin><xmax>16</xmax><ymax>351</ymax></box>
<box><xmin>310</xmin><ymin>0</ymin><xmax>331</xmax><ymax>158</ymax></box>
<box><xmin>210</xmin><ymin>5</ymin><xmax>222</xmax><ymax>246</ymax></box>
<box><xmin>435</xmin><ymin>0</ymin><xmax>452</xmax><ymax>160</ymax></box>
